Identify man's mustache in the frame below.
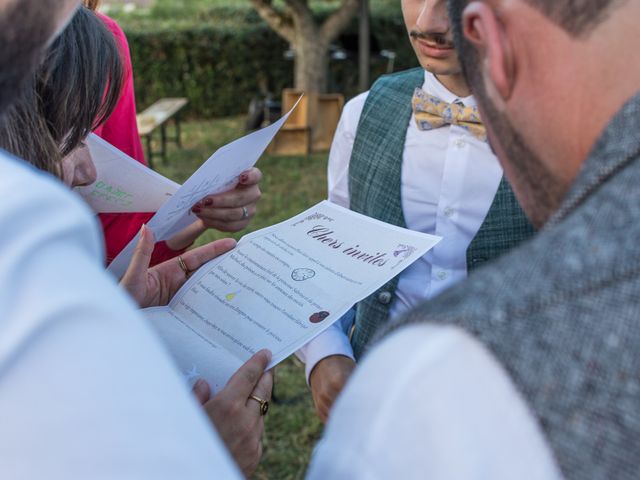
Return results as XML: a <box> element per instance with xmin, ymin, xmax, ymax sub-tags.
<box><xmin>409</xmin><ymin>30</ymin><xmax>454</xmax><ymax>48</ymax></box>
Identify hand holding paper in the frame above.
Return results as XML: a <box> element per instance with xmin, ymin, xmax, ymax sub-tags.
<box><xmin>120</xmin><ymin>225</ymin><xmax>237</xmax><ymax>308</ymax></box>
<box><xmin>190</xmin><ymin>167</ymin><xmax>262</xmax><ymax>234</ymax></box>
<box><xmin>108</xmin><ymin>97</ymin><xmax>302</xmax><ymax>279</ymax></box>
<box><xmin>75</xmin><ymin>136</ymin><xmax>263</xmax><ymax>252</ymax></box>
<box><xmin>200</xmin><ymin>349</ymin><xmax>273</xmax><ymax>478</ymax></box>
<box><xmin>143</xmin><ymin>201</ymin><xmax>441</xmax><ymax>393</ymax></box>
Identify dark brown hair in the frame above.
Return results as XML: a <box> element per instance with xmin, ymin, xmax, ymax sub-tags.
<box><xmin>0</xmin><ymin>6</ymin><xmax>123</xmax><ymax>176</ymax></box>
<box><xmin>0</xmin><ymin>0</ymin><xmax>69</xmax><ymax>117</ymax></box>
<box><xmin>83</xmin><ymin>0</ymin><xmax>102</xmax><ymax>11</ymax></box>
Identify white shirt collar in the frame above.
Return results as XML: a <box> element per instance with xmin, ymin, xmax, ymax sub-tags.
<box><xmin>422</xmin><ymin>70</ymin><xmax>477</xmax><ymax>108</ymax></box>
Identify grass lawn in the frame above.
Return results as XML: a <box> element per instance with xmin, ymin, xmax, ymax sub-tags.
<box><xmin>153</xmin><ymin>117</ymin><xmax>327</xmax><ymax>479</ymax></box>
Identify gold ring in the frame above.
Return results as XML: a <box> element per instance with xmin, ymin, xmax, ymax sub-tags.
<box><xmin>249</xmin><ymin>394</ymin><xmax>269</xmax><ymax>416</ymax></box>
<box><xmin>177</xmin><ymin>256</ymin><xmax>190</xmax><ymax>278</ymax></box>
<box><xmin>241</xmin><ymin>206</ymin><xmax>249</xmax><ymax>220</ymax></box>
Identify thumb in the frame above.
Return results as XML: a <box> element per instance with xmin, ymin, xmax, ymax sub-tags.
<box><xmin>121</xmin><ymin>225</ymin><xmax>155</xmax><ymax>285</ymax></box>
<box><xmin>222</xmin><ymin>350</ymin><xmax>272</xmax><ymax>401</ymax></box>
<box><xmin>192</xmin><ymin>378</ymin><xmax>212</xmax><ymax>405</ymax></box>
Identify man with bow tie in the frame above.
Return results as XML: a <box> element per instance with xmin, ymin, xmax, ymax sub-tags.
<box><xmin>297</xmin><ymin>0</ymin><xmax>535</xmax><ymax>422</ymax></box>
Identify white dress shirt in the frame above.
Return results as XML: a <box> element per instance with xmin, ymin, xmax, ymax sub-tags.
<box><xmin>0</xmin><ymin>152</ymin><xmax>241</xmax><ymax>479</ymax></box>
<box><xmin>306</xmin><ymin>325</ymin><xmax>562</xmax><ymax>480</ymax></box>
<box><xmin>298</xmin><ymin>71</ymin><xmax>503</xmax><ymax>378</ymax></box>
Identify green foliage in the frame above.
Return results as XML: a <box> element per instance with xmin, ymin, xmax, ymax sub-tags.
<box><xmin>115</xmin><ymin>0</ymin><xmax>417</xmax><ymax>118</ymax></box>
<box><xmin>125</xmin><ymin>23</ymin><xmax>292</xmax><ymax>118</ymax></box>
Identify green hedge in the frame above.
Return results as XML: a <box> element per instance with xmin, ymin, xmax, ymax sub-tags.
<box><xmin>122</xmin><ymin>6</ymin><xmax>418</xmax><ymax>118</ymax></box>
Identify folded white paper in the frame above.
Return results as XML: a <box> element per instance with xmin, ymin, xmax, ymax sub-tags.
<box><xmin>144</xmin><ymin>201</ymin><xmax>441</xmax><ymax>393</ymax></box>
<box><xmin>74</xmin><ymin>134</ymin><xmax>180</xmax><ymax>213</ymax></box>
<box><xmin>108</xmin><ymin>97</ymin><xmax>303</xmax><ymax>279</ymax></box>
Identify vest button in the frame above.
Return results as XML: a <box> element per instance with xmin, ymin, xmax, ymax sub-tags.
<box><xmin>377</xmin><ymin>291</ymin><xmax>392</xmax><ymax>305</ymax></box>
<box><xmin>471</xmin><ymin>257</ymin><xmax>488</xmax><ymax>265</ymax></box>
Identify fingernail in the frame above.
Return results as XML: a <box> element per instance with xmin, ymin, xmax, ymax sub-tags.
<box><xmin>192</xmin><ymin>206</ymin><xmax>201</xmax><ymax>214</ymax></box>
<box><xmin>204</xmin><ymin>198</ymin><xmax>213</xmax><ymax>207</ymax></box>
<box><xmin>260</xmin><ymin>349</ymin><xmax>273</xmax><ymax>362</ymax></box>
<box><xmin>193</xmin><ymin>378</ymin><xmax>205</xmax><ymax>390</ymax></box>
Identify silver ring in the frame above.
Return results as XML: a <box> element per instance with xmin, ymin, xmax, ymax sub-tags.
<box><xmin>241</xmin><ymin>206</ymin><xmax>249</xmax><ymax>220</ymax></box>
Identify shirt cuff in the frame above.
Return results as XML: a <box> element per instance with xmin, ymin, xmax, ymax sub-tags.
<box><xmin>296</xmin><ymin>321</ymin><xmax>355</xmax><ymax>385</ymax></box>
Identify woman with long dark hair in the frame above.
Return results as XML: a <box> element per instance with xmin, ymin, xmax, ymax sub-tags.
<box><xmin>0</xmin><ymin>5</ymin><xmax>123</xmax><ymax>184</ymax></box>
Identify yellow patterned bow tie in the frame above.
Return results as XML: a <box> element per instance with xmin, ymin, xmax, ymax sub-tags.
<box><xmin>411</xmin><ymin>88</ymin><xmax>487</xmax><ymax>141</ymax></box>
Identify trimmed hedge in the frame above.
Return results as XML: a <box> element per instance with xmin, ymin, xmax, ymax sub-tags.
<box><xmin>122</xmin><ymin>6</ymin><xmax>418</xmax><ymax>118</ymax></box>
<box><xmin>126</xmin><ymin>24</ymin><xmax>292</xmax><ymax>118</ymax></box>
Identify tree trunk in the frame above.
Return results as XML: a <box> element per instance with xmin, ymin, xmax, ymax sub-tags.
<box><xmin>250</xmin><ymin>0</ymin><xmax>359</xmax><ymax>151</ymax></box>
<box><xmin>293</xmin><ymin>34</ymin><xmax>329</xmax><ymax>94</ymax></box>
<box><xmin>250</xmin><ymin>0</ymin><xmax>360</xmax><ymax>94</ymax></box>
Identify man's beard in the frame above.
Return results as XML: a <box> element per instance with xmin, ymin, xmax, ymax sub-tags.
<box><xmin>0</xmin><ymin>1</ymin><xmax>63</xmax><ymax>117</ymax></box>
<box><xmin>474</xmin><ymin>86</ymin><xmax>567</xmax><ymax>228</ymax></box>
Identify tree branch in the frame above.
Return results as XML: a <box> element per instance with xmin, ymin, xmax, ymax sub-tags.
<box><xmin>250</xmin><ymin>0</ymin><xmax>295</xmax><ymax>43</ymax></box>
<box><xmin>321</xmin><ymin>0</ymin><xmax>360</xmax><ymax>44</ymax></box>
<box><xmin>283</xmin><ymin>0</ymin><xmax>313</xmax><ymax>21</ymax></box>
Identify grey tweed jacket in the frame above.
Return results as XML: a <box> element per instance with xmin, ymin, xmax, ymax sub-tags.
<box><xmin>385</xmin><ymin>92</ymin><xmax>640</xmax><ymax>479</ymax></box>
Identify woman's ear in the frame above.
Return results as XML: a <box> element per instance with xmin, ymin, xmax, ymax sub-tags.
<box><xmin>463</xmin><ymin>2</ymin><xmax>515</xmax><ymax>103</ymax></box>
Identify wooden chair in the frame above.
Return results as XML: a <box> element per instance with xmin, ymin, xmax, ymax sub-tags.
<box><xmin>268</xmin><ymin>89</ymin><xmax>311</xmax><ymax>156</ymax></box>
<box><xmin>268</xmin><ymin>89</ymin><xmax>345</xmax><ymax>155</ymax></box>
<box><xmin>312</xmin><ymin>94</ymin><xmax>344</xmax><ymax>152</ymax></box>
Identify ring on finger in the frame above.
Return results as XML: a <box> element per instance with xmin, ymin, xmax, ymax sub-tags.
<box><xmin>248</xmin><ymin>394</ymin><xmax>269</xmax><ymax>416</ymax></box>
<box><xmin>241</xmin><ymin>206</ymin><xmax>249</xmax><ymax>220</ymax></box>
<box><xmin>177</xmin><ymin>256</ymin><xmax>191</xmax><ymax>278</ymax></box>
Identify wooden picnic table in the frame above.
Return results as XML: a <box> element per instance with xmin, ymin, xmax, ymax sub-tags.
<box><xmin>136</xmin><ymin>97</ymin><xmax>188</xmax><ymax>168</ymax></box>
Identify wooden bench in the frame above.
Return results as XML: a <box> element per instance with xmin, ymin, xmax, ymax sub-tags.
<box><xmin>136</xmin><ymin>97</ymin><xmax>188</xmax><ymax>168</ymax></box>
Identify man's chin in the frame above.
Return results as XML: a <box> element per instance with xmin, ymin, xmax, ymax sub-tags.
<box><xmin>417</xmin><ymin>57</ymin><xmax>463</xmax><ymax>78</ymax></box>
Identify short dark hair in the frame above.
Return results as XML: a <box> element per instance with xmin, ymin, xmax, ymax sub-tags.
<box><xmin>448</xmin><ymin>0</ymin><xmax>621</xmax><ymax>87</ymax></box>
<box><xmin>0</xmin><ymin>6</ymin><xmax>123</xmax><ymax>176</ymax></box>
<box><xmin>520</xmin><ymin>0</ymin><xmax>622</xmax><ymax>37</ymax></box>
<box><xmin>450</xmin><ymin>0</ymin><xmax>621</xmax><ymax>39</ymax></box>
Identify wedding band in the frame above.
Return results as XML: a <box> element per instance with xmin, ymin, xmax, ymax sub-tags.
<box><xmin>241</xmin><ymin>206</ymin><xmax>249</xmax><ymax>220</ymax></box>
<box><xmin>177</xmin><ymin>256</ymin><xmax>190</xmax><ymax>278</ymax></box>
<box><xmin>249</xmin><ymin>394</ymin><xmax>269</xmax><ymax>416</ymax></box>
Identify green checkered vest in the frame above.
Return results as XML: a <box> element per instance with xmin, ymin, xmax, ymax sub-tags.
<box><xmin>349</xmin><ymin>68</ymin><xmax>535</xmax><ymax>359</ymax></box>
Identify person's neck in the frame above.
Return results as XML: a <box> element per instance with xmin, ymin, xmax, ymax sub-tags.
<box><xmin>434</xmin><ymin>72</ymin><xmax>471</xmax><ymax>98</ymax></box>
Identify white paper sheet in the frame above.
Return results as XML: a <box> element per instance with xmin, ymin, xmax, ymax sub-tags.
<box><xmin>143</xmin><ymin>201</ymin><xmax>441</xmax><ymax>392</ymax></box>
<box><xmin>74</xmin><ymin>134</ymin><xmax>180</xmax><ymax>213</ymax></box>
<box><xmin>108</xmin><ymin>97</ymin><xmax>303</xmax><ymax>279</ymax></box>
